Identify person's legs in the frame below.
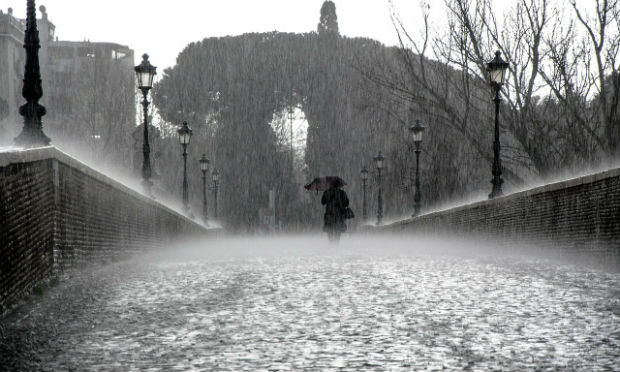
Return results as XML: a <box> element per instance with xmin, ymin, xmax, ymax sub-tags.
<box><xmin>332</xmin><ymin>232</ymin><xmax>341</xmax><ymax>244</ymax></box>
<box><xmin>327</xmin><ymin>231</ymin><xmax>340</xmax><ymax>244</ymax></box>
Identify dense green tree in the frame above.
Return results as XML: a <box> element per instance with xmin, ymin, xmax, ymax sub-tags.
<box><xmin>317</xmin><ymin>1</ymin><xmax>339</xmax><ymax>35</ymax></box>
<box><xmin>152</xmin><ymin>29</ymin><xmax>488</xmax><ymax>230</ymax></box>
<box><xmin>153</xmin><ymin>0</ymin><xmax>618</xmax><ymax>230</ymax></box>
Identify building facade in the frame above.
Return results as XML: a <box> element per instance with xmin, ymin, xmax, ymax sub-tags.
<box><xmin>0</xmin><ymin>5</ymin><xmax>135</xmax><ymax>161</ymax></box>
<box><xmin>0</xmin><ymin>7</ymin><xmax>27</xmax><ymax>142</ymax></box>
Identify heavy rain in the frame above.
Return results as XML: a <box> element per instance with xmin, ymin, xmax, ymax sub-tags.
<box><xmin>1</xmin><ymin>236</ymin><xmax>619</xmax><ymax>371</ymax></box>
<box><xmin>1</xmin><ymin>0</ymin><xmax>619</xmax><ymax>371</ymax></box>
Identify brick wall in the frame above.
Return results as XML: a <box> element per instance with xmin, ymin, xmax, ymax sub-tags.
<box><xmin>0</xmin><ymin>147</ymin><xmax>209</xmax><ymax>312</ymax></box>
<box><xmin>377</xmin><ymin>168</ymin><xmax>620</xmax><ymax>254</ymax></box>
<box><xmin>1</xmin><ymin>158</ymin><xmax>55</xmax><ymax>312</ymax></box>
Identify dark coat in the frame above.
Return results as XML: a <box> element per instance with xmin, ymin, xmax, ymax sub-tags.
<box><xmin>321</xmin><ymin>187</ymin><xmax>349</xmax><ymax>233</ymax></box>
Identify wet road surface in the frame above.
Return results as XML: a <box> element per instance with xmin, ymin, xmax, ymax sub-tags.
<box><xmin>1</xmin><ymin>236</ymin><xmax>619</xmax><ymax>371</ymax></box>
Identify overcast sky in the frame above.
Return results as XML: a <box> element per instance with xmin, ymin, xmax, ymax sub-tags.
<box><xmin>6</xmin><ymin>1</ymin><xmax>593</xmax><ymax>76</ymax></box>
<box><xmin>7</xmin><ymin>0</ymin><xmax>426</xmax><ymax>72</ymax></box>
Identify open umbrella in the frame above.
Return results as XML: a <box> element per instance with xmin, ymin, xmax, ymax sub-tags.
<box><xmin>304</xmin><ymin>176</ymin><xmax>346</xmax><ymax>191</ymax></box>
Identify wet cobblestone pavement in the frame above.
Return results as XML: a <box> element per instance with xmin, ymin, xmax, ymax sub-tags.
<box><xmin>1</xmin><ymin>237</ymin><xmax>619</xmax><ymax>371</ymax></box>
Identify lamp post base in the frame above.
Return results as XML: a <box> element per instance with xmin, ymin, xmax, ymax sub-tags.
<box><xmin>183</xmin><ymin>204</ymin><xmax>193</xmax><ymax>217</ymax></box>
<box><xmin>14</xmin><ymin>126</ymin><xmax>51</xmax><ymax>148</ymax></box>
<box><xmin>488</xmin><ymin>179</ymin><xmax>504</xmax><ymax>199</ymax></box>
<box><xmin>488</xmin><ymin>190</ymin><xmax>503</xmax><ymax>199</ymax></box>
<box><xmin>142</xmin><ymin>179</ymin><xmax>154</xmax><ymax>198</ymax></box>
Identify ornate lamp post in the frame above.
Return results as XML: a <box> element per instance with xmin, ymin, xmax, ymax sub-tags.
<box><xmin>14</xmin><ymin>0</ymin><xmax>51</xmax><ymax>147</ymax></box>
<box><xmin>288</xmin><ymin>105</ymin><xmax>295</xmax><ymax>170</ymax></box>
<box><xmin>199</xmin><ymin>154</ymin><xmax>210</xmax><ymax>224</ymax></box>
<box><xmin>134</xmin><ymin>54</ymin><xmax>157</xmax><ymax>195</ymax></box>
<box><xmin>487</xmin><ymin>50</ymin><xmax>509</xmax><ymax>199</ymax></box>
<box><xmin>374</xmin><ymin>151</ymin><xmax>385</xmax><ymax>225</ymax></box>
<box><xmin>409</xmin><ymin>115</ymin><xmax>425</xmax><ymax>217</ymax></box>
<box><xmin>212</xmin><ymin>169</ymin><xmax>220</xmax><ymax>219</ymax></box>
<box><xmin>360</xmin><ymin>167</ymin><xmax>368</xmax><ymax>220</ymax></box>
<box><xmin>177</xmin><ymin>121</ymin><xmax>193</xmax><ymax>212</ymax></box>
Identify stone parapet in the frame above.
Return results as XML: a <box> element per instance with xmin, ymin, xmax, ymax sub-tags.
<box><xmin>0</xmin><ymin>146</ymin><xmax>209</xmax><ymax>312</ymax></box>
<box><xmin>374</xmin><ymin>168</ymin><xmax>620</xmax><ymax>255</ymax></box>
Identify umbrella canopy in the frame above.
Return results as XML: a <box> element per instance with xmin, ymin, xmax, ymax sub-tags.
<box><xmin>304</xmin><ymin>176</ymin><xmax>346</xmax><ymax>191</ymax></box>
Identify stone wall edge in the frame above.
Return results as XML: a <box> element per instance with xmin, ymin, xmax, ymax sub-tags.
<box><xmin>0</xmin><ymin>146</ymin><xmax>206</xmax><ymax>231</ymax></box>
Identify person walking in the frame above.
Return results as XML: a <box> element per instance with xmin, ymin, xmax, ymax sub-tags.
<box><xmin>321</xmin><ymin>179</ymin><xmax>350</xmax><ymax>243</ymax></box>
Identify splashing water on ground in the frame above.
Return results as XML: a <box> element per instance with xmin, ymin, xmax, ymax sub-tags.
<box><xmin>1</xmin><ymin>236</ymin><xmax>618</xmax><ymax>371</ymax></box>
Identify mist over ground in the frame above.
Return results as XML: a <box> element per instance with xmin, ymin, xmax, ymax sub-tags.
<box><xmin>162</xmin><ymin>235</ymin><xmax>620</xmax><ymax>272</ymax></box>
<box><xmin>2</xmin><ymin>235</ymin><xmax>618</xmax><ymax>371</ymax></box>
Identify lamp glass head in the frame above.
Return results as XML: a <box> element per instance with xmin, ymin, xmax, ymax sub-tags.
<box><xmin>409</xmin><ymin>120</ymin><xmax>425</xmax><ymax>144</ymax></box>
<box><xmin>178</xmin><ymin>121</ymin><xmax>193</xmax><ymax>145</ymax></box>
<box><xmin>134</xmin><ymin>54</ymin><xmax>157</xmax><ymax>89</ymax></box>
<box><xmin>199</xmin><ymin>154</ymin><xmax>210</xmax><ymax>172</ymax></box>
<box><xmin>374</xmin><ymin>152</ymin><xmax>385</xmax><ymax>169</ymax></box>
<box><xmin>486</xmin><ymin>50</ymin><xmax>509</xmax><ymax>86</ymax></box>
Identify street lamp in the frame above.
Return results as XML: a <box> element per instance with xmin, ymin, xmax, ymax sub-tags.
<box><xmin>199</xmin><ymin>154</ymin><xmax>210</xmax><ymax>224</ymax></box>
<box><xmin>178</xmin><ymin>121</ymin><xmax>193</xmax><ymax>212</ymax></box>
<box><xmin>288</xmin><ymin>105</ymin><xmax>295</xmax><ymax>170</ymax></box>
<box><xmin>409</xmin><ymin>113</ymin><xmax>425</xmax><ymax>217</ymax></box>
<box><xmin>487</xmin><ymin>50</ymin><xmax>509</xmax><ymax>199</ymax></box>
<box><xmin>360</xmin><ymin>167</ymin><xmax>368</xmax><ymax>220</ymax></box>
<box><xmin>374</xmin><ymin>151</ymin><xmax>385</xmax><ymax>225</ymax></box>
<box><xmin>134</xmin><ymin>53</ymin><xmax>157</xmax><ymax>196</ymax></box>
<box><xmin>212</xmin><ymin>169</ymin><xmax>220</xmax><ymax>219</ymax></box>
<box><xmin>14</xmin><ymin>0</ymin><xmax>51</xmax><ymax>147</ymax></box>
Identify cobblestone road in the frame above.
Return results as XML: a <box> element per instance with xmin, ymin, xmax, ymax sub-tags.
<box><xmin>1</xmin><ymin>237</ymin><xmax>619</xmax><ymax>371</ymax></box>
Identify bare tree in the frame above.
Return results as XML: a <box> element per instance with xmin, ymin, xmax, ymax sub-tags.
<box><xmin>374</xmin><ymin>0</ymin><xmax>620</xmax><ymax>185</ymax></box>
<box><xmin>569</xmin><ymin>0</ymin><xmax>619</xmax><ymax>155</ymax></box>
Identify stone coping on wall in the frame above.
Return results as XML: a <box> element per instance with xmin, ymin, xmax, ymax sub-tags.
<box><xmin>381</xmin><ymin>167</ymin><xmax>620</xmax><ymax>229</ymax></box>
<box><xmin>0</xmin><ymin>146</ymin><xmax>206</xmax><ymax>231</ymax></box>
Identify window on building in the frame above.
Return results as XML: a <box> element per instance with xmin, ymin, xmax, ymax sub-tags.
<box><xmin>77</xmin><ymin>46</ymin><xmax>95</xmax><ymax>58</ymax></box>
<box><xmin>50</xmin><ymin>47</ymin><xmax>74</xmax><ymax>59</ymax></box>
<box><xmin>112</xmin><ymin>50</ymin><xmax>127</xmax><ymax>60</ymax></box>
